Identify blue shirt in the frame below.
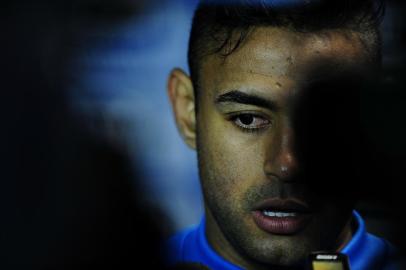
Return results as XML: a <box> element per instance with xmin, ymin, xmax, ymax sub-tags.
<box><xmin>164</xmin><ymin>211</ymin><xmax>400</xmax><ymax>270</ymax></box>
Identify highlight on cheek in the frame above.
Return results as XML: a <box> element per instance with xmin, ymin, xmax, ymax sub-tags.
<box><xmin>229</xmin><ymin>113</ymin><xmax>271</xmax><ymax>133</ymax></box>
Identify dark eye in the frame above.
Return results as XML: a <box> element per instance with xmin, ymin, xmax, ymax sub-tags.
<box><xmin>232</xmin><ymin>113</ymin><xmax>270</xmax><ymax>131</ymax></box>
<box><xmin>239</xmin><ymin>114</ymin><xmax>255</xmax><ymax>125</ymax></box>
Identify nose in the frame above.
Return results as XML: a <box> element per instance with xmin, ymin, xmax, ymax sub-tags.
<box><xmin>264</xmin><ymin>123</ymin><xmax>299</xmax><ymax>181</ymax></box>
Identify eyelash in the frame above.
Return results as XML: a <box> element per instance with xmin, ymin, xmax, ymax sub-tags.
<box><xmin>229</xmin><ymin>113</ymin><xmax>271</xmax><ymax>133</ymax></box>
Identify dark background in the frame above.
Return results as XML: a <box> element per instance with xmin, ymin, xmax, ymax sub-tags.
<box><xmin>0</xmin><ymin>0</ymin><xmax>405</xmax><ymax>269</ymax></box>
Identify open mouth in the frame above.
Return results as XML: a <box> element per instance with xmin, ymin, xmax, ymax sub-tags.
<box><xmin>252</xmin><ymin>198</ymin><xmax>313</xmax><ymax>235</ymax></box>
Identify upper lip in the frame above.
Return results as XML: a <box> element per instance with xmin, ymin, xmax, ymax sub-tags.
<box><xmin>252</xmin><ymin>198</ymin><xmax>312</xmax><ymax>213</ymax></box>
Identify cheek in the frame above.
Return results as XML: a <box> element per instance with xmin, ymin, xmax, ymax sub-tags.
<box><xmin>197</xmin><ymin>111</ymin><xmax>267</xmax><ymax>196</ymax></box>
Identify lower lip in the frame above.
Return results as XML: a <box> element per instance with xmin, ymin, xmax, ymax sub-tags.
<box><xmin>252</xmin><ymin>211</ymin><xmax>312</xmax><ymax>235</ymax></box>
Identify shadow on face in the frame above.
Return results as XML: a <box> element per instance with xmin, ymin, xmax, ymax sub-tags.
<box><xmin>292</xmin><ymin>72</ymin><xmax>363</xmax><ymax>205</ymax></box>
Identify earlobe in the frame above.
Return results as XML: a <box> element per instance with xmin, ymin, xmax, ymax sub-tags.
<box><xmin>167</xmin><ymin>68</ymin><xmax>197</xmax><ymax>149</ymax></box>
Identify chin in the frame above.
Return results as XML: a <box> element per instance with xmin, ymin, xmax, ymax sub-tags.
<box><xmin>260</xmin><ymin>254</ymin><xmax>306</xmax><ymax>268</ymax></box>
<box><xmin>236</xmin><ymin>234</ymin><xmax>313</xmax><ymax>268</ymax></box>
<box><xmin>252</xmin><ymin>247</ymin><xmax>306</xmax><ymax>267</ymax></box>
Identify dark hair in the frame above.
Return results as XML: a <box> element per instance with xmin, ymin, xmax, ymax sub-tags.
<box><xmin>188</xmin><ymin>0</ymin><xmax>385</xmax><ymax>97</ymax></box>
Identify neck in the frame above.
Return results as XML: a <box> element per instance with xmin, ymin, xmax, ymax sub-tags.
<box><xmin>335</xmin><ymin>215</ymin><xmax>355</xmax><ymax>251</ymax></box>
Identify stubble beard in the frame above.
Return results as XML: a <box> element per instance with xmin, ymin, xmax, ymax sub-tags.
<box><xmin>196</xmin><ymin>140</ymin><xmax>312</xmax><ymax>268</ymax></box>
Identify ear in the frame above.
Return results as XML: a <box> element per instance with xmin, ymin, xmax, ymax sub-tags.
<box><xmin>167</xmin><ymin>68</ymin><xmax>196</xmax><ymax>149</ymax></box>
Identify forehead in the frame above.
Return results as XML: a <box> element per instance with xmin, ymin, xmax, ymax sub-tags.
<box><xmin>200</xmin><ymin>26</ymin><xmax>368</xmax><ymax>99</ymax></box>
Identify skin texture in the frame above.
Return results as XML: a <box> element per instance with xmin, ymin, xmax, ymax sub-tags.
<box><xmin>168</xmin><ymin>26</ymin><xmax>370</xmax><ymax>269</ymax></box>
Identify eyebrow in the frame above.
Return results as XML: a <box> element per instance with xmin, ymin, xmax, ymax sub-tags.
<box><xmin>215</xmin><ymin>90</ymin><xmax>279</xmax><ymax>111</ymax></box>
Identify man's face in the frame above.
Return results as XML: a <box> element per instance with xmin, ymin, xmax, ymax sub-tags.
<box><xmin>195</xmin><ymin>27</ymin><xmax>368</xmax><ymax>267</ymax></box>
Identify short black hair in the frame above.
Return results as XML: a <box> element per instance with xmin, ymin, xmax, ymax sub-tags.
<box><xmin>188</xmin><ymin>0</ymin><xmax>385</xmax><ymax>96</ymax></box>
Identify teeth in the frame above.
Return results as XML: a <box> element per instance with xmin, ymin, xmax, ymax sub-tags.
<box><xmin>262</xmin><ymin>211</ymin><xmax>297</xmax><ymax>217</ymax></box>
